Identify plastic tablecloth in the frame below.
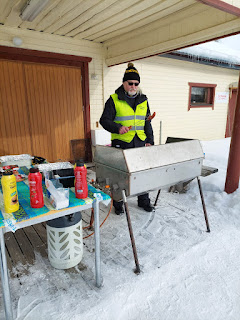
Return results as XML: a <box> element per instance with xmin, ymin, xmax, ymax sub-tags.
<box><xmin>0</xmin><ymin>167</ymin><xmax>110</xmax><ymax>229</ymax></box>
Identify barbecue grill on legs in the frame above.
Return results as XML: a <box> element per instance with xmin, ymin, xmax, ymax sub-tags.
<box><xmin>94</xmin><ymin>140</ymin><xmax>210</xmax><ymax>273</ymax></box>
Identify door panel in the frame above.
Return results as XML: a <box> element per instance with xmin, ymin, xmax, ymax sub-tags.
<box><xmin>0</xmin><ymin>60</ymin><xmax>32</xmax><ymax>156</ymax></box>
<box><xmin>0</xmin><ymin>60</ymin><xmax>85</xmax><ymax>162</ymax></box>
<box><xmin>24</xmin><ymin>63</ymin><xmax>84</xmax><ymax>162</ymax></box>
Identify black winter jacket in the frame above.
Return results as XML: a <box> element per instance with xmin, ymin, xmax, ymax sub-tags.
<box><xmin>100</xmin><ymin>85</ymin><xmax>154</xmax><ymax>146</ymax></box>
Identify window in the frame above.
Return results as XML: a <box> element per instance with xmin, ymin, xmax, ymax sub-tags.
<box><xmin>188</xmin><ymin>83</ymin><xmax>217</xmax><ymax>110</ymax></box>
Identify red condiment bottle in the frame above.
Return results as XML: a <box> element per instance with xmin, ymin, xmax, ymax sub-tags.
<box><xmin>74</xmin><ymin>160</ymin><xmax>88</xmax><ymax>199</ymax></box>
<box><xmin>28</xmin><ymin>168</ymin><xmax>44</xmax><ymax>208</ymax></box>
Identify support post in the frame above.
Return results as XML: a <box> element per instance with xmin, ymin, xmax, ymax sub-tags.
<box><xmin>0</xmin><ymin>228</ymin><xmax>13</xmax><ymax>320</ymax></box>
<box><xmin>225</xmin><ymin>72</ymin><xmax>240</xmax><ymax>194</ymax></box>
<box><xmin>93</xmin><ymin>200</ymin><xmax>102</xmax><ymax>287</ymax></box>
<box><xmin>197</xmin><ymin>177</ymin><xmax>210</xmax><ymax>232</ymax></box>
<box><xmin>122</xmin><ymin>190</ymin><xmax>140</xmax><ymax>274</ymax></box>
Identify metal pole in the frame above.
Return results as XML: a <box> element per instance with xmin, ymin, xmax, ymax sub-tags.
<box><xmin>197</xmin><ymin>177</ymin><xmax>210</xmax><ymax>233</ymax></box>
<box><xmin>0</xmin><ymin>228</ymin><xmax>13</xmax><ymax>320</ymax></box>
<box><xmin>122</xmin><ymin>190</ymin><xmax>140</xmax><ymax>274</ymax></box>
<box><xmin>159</xmin><ymin>120</ymin><xmax>162</xmax><ymax>145</ymax></box>
<box><xmin>154</xmin><ymin>190</ymin><xmax>161</xmax><ymax>207</ymax></box>
<box><xmin>93</xmin><ymin>200</ymin><xmax>102</xmax><ymax>287</ymax></box>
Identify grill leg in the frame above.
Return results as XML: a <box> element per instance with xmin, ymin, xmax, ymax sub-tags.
<box><xmin>197</xmin><ymin>177</ymin><xmax>210</xmax><ymax>232</ymax></box>
<box><xmin>154</xmin><ymin>189</ymin><xmax>161</xmax><ymax>207</ymax></box>
<box><xmin>122</xmin><ymin>190</ymin><xmax>140</xmax><ymax>274</ymax></box>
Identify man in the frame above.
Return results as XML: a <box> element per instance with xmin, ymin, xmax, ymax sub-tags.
<box><xmin>100</xmin><ymin>62</ymin><xmax>154</xmax><ymax>215</ymax></box>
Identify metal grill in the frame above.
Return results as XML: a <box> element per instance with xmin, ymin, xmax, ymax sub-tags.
<box><xmin>94</xmin><ymin>140</ymin><xmax>210</xmax><ymax>274</ymax></box>
<box><xmin>94</xmin><ymin>140</ymin><xmax>204</xmax><ymax>200</ymax></box>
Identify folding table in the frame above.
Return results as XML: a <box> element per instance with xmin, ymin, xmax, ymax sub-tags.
<box><xmin>0</xmin><ymin>172</ymin><xmax>110</xmax><ymax>320</ymax></box>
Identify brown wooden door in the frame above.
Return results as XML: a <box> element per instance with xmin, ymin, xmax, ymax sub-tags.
<box><xmin>0</xmin><ymin>60</ymin><xmax>85</xmax><ymax>162</ymax></box>
<box><xmin>24</xmin><ymin>63</ymin><xmax>84</xmax><ymax>162</ymax></box>
<box><xmin>0</xmin><ymin>60</ymin><xmax>32</xmax><ymax>156</ymax></box>
<box><xmin>226</xmin><ymin>89</ymin><xmax>238</xmax><ymax>138</ymax></box>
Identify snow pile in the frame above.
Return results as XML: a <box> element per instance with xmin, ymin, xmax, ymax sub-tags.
<box><xmin>1</xmin><ymin>138</ymin><xmax>240</xmax><ymax>320</ymax></box>
<box><xmin>175</xmin><ymin>41</ymin><xmax>240</xmax><ymax>66</ymax></box>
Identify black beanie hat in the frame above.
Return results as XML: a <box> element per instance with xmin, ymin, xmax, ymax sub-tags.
<box><xmin>123</xmin><ymin>62</ymin><xmax>140</xmax><ymax>83</ymax></box>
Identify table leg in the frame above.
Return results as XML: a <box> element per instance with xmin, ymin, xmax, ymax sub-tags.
<box><xmin>93</xmin><ymin>200</ymin><xmax>102</xmax><ymax>287</ymax></box>
<box><xmin>0</xmin><ymin>228</ymin><xmax>13</xmax><ymax>320</ymax></box>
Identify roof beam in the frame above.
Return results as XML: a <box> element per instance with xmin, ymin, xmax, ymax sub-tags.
<box><xmin>197</xmin><ymin>0</ymin><xmax>240</xmax><ymax>16</ymax></box>
<box><xmin>105</xmin><ymin>2</ymin><xmax>240</xmax><ymax>66</ymax></box>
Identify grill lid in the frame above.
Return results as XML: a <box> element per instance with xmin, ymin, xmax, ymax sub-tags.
<box><xmin>94</xmin><ymin>140</ymin><xmax>204</xmax><ymax>173</ymax></box>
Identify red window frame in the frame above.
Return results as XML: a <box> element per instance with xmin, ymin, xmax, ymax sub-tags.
<box><xmin>188</xmin><ymin>82</ymin><xmax>217</xmax><ymax>111</ymax></box>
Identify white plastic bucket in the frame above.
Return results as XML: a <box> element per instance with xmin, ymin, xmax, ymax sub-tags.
<box><xmin>47</xmin><ymin>220</ymin><xmax>83</xmax><ymax>269</ymax></box>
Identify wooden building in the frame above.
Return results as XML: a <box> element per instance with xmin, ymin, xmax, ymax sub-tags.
<box><xmin>102</xmin><ymin>48</ymin><xmax>239</xmax><ymax>144</ymax></box>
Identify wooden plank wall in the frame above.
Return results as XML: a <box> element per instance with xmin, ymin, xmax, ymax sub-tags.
<box><xmin>0</xmin><ymin>60</ymin><xmax>32</xmax><ymax>156</ymax></box>
<box><xmin>24</xmin><ymin>63</ymin><xmax>84</xmax><ymax>162</ymax></box>
<box><xmin>0</xmin><ymin>60</ymin><xmax>85</xmax><ymax>162</ymax></box>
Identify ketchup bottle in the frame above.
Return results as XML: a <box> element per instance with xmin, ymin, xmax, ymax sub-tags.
<box><xmin>28</xmin><ymin>168</ymin><xmax>44</xmax><ymax>208</ymax></box>
<box><xmin>74</xmin><ymin>160</ymin><xmax>88</xmax><ymax>199</ymax></box>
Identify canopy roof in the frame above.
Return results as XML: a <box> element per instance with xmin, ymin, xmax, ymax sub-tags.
<box><xmin>164</xmin><ymin>40</ymin><xmax>240</xmax><ymax>70</ymax></box>
<box><xmin>1</xmin><ymin>0</ymin><xmax>240</xmax><ymax>65</ymax></box>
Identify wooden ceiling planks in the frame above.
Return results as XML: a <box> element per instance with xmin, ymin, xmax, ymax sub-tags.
<box><xmin>20</xmin><ymin>0</ymin><xmax>63</xmax><ymax>30</ymax></box>
<box><xmin>74</xmin><ymin>0</ymin><xmax>169</xmax><ymax>40</ymax></box>
<box><xmin>43</xmin><ymin>0</ymin><xmax>101</xmax><ymax>33</ymax></box>
<box><xmin>85</xmin><ymin>0</ymin><xmax>191</xmax><ymax>42</ymax></box>
<box><xmin>0</xmin><ymin>0</ymin><xmax>239</xmax><ymax>59</ymax></box>
<box><xmin>4</xmin><ymin>0</ymin><xmax>26</xmax><ymax>27</ymax></box>
<box><xmin>0</xmin><ymin>0</ymin><xmax>195</xmax><ymax>43</ymax></box>
<box><xmin>0</xmin><ymin>0</ymin><xmax>16</xmax><ymax>23</ymax></box>
<box><xmin>64</xmin><ymin>0</ymin><xmax>141</xmax><ymax>37</ymax></box>
<box><xmin>56</xmin><ymin>0</ymin><xmax>119</xmax><ymax>36</ymax></box>
<box><xmin>34</xmin><ymin>0</ymin><xmax>82</xmax><ymax>32</ymax></box>
<box><xmin>102</xmin><ymin>0</ymin><xmax>197</xmax><ymax>46</ymax></box>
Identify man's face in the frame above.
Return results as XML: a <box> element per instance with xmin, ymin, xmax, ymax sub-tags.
<box><xmin>123</xmin><ymin>80</ymin><xmax>139</xmax><ymax>96</ymax></box>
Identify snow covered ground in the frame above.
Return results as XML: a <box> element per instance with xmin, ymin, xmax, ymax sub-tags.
<box><xmin>1</xmin><ymin>138</ymin><xmax>240</xmax><ymax>320</ymax></box>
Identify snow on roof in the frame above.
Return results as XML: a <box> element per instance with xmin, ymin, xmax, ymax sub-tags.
<box><xmin>174</xmin><ymin>41</ymin><xmax>240</xmax><ymax>66</ymax></box>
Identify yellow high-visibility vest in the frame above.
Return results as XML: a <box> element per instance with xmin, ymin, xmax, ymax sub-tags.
<box><xmin>111</xmin><ymin>93</ymin><xmax>147</xmax><ymax>143</ymax></box>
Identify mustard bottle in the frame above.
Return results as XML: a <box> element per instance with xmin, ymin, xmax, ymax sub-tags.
<box><xmin>1</xmin><ymin>170</ymin><xmax>19</xmax><ymax>213</ymax></box>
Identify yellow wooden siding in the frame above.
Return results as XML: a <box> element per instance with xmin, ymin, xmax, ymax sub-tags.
<box><xmin>103</xmin><ymin>56</ymin><xmax>239</xmax><ymax>143</ymax></box>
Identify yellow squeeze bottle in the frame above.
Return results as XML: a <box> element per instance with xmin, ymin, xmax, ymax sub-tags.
<box><xmin>1</xmin><ymin>170</ymin><xmax>19</xmax><ymax>213</ymax></box>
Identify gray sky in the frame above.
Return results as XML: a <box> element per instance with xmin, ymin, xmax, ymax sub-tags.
<box><xmin>218</xmin><ymin>34</ymin><xmax>240</xmax><ymax>51</ymax></box>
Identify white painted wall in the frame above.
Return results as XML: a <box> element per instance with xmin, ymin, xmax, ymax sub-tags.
<box><xmin>102</xmin><ymin>56</ymin><xmax>239</xmax><ymax>143</ymax></box>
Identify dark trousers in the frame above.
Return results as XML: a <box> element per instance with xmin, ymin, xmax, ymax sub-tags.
<box><xmin>112</xmin><ymin>136</ymin><xmax>150</xmax><ymax>210</ymax></box>
<box><xmin>113</xmin><ymin>193</ymin><xmax>150</xmax><ymax>210</ymax></box>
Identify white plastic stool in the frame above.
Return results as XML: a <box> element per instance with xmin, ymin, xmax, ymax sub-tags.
<box><xmin>46</xmin><ymin>213</ymin><xmax>83</xmax><ymax>269</ymax></box>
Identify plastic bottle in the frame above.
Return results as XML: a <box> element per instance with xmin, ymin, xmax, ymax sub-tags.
<box><xmin>74</xmin><ymin>160</ymin><xmax>88</xmax><ymax>199</ymax></box>
<box><xmin>1</xmin><ymin>170</ymin><xmax>19</xmax><ymax>213</ymax></box>
<box><xmin>28</xmin><ymin>168</ymin><xmax>44</xmax><ymax>208</ymax></box>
